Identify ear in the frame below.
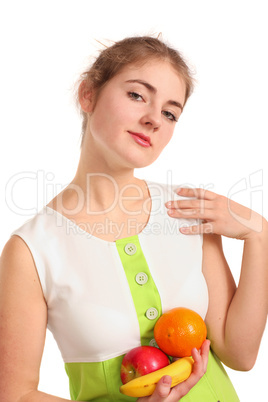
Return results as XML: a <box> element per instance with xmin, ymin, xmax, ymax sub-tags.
<box><xmin>78</xmin><ymin>80</ymin><xmax>95</xmax><ymax>113</ymax></box>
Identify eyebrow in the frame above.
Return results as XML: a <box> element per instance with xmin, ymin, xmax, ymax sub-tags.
<box><xmin>125</xmin><ymin>79</ymin><xmax>184</xmax><ymax>111</ymax></box>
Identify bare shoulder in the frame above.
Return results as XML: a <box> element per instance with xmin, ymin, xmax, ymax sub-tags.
<box><xmin>0</xmin><ymin>235</ymin><xmax>43</xmax><ymax>296</ymax></box>
<box><xmin>1</xmin><ymin>234</ymin><xmax>33</xmax><ymax>262</ymax></box>
<box><xmin>0</xmin><ymin>233</ymin><xmax>47</xmax><ymax>323</ymax></box>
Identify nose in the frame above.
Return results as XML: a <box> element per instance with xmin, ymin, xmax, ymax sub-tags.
<box><xmin>140</xmin><ymin>106</ymin><xmax>161</xmax><ymax>131</ymax></box>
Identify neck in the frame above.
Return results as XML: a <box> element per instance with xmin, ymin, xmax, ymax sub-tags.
<box><xmin>68</xmin><ymin>148</ymin><xmax>147</xmax><ymax>214</ymax></box>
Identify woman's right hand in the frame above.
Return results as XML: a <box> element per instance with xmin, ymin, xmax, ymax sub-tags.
<box><xmin>137</xmin><ymin>339</ymin><xmax>210</xmax><ymax>402</ymax></box>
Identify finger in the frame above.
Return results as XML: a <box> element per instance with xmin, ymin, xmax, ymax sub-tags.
<box><xmin>200</xmin><ymin>339</ymin><xmax>211</xmax><ymax>356</ymax></box>
<box><xmin>167</xmin><ymin>208</ymin><xmax>215</xmax><ymax>221</ymax></box>
<box><xmin>176</xmin><ymin>187</ymin><xmax>216</xmax><ymax>200</ymax></box>
<box><xmin>180</xmin><ymin>223</ymin><xmax>214</xmax><ymax>235</ymax></box>
<box><xmin>200</xmin><ymin>339</ymin><xmax>211</xmax><ymax>358</ymax></box>
<box><xmin>165</xmin><ymin>199</ymin><xmax>214</xmax><ymax>210</ymax></box>
<box><xmin>150</xmin><ymin>375</ymin><xmax>172</xmax><ymax>400</ymax></box>
<box><xmin>192</xmin><ymin>339</ymin><xmax>210</xmax><ymax>372</ymax></box>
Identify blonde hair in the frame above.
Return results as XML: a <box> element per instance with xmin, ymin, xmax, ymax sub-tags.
<box><xmin>77</xmin><ymin>36</ymin><xmax>195</xmax><ymax>145</ymax></box>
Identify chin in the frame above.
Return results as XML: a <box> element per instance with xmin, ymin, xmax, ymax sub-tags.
<box><xmin>130</xmin><ymin>160</ymin><xmax>155</xmax><ymax>169</ymax></box>
<box><xmin>116</xmin><ymin>146</ymin><xmax>160</xmax><ymax>170</ymax></box>
<box><xmin>126</xmin><ymin>153</ymin><xmax>158</xmax><ymax>169</ymax></box>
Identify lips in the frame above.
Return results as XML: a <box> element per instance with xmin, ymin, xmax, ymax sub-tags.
<box><xmin>128</xmin><ymin>131</ymin><xmax>151</xmax><ymax>147</ymax></box>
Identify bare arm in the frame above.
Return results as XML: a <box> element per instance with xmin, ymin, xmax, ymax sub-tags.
<box><xmin>222</xmin><ymin>230</ymin><xmax>268</xmax><ymax>368</ymax></box>
<box><xmin>0</xmin><ymin>236</ymin><xmax>72</xmax><ymax>402</ymax></box>
<box><xmin>202</xmin><ymin>232</ymin><xmax>268</xmax><ymax>370</ymax></box>
<box><xmin>166</xmin><ymin>187</ymin><xmax>268</xmax><ymax>371</ymax></box>
<box><xmin>201</xmin><ymin>234</ymin><xmax>237</xmax><ymax>366</ymax></box>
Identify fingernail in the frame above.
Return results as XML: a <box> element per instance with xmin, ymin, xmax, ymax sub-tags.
<box><xmin>165</xmin><ymin>201</ymin><xmax>172</xmax><ymax>208</ymax></box>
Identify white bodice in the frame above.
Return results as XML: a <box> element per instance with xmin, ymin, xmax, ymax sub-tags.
<box><xmin>11</xmin><ymin>181</ymin><xmax>208</xmax><ymax>363</ymax></box>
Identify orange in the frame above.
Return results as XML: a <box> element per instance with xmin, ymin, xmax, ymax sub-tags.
<box><xmin>154</xmin><ymin>307</ymin><xmax>207</xmax><ymax>357</ymax></box>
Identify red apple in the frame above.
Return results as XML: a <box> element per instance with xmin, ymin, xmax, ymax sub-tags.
<box><xmin>120</xmin><ymin>345</ymin><xmax>170</xmax><ymax>384</ymax></box>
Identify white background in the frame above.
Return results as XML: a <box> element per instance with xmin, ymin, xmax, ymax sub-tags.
<box><xmin>0</xmin><ymin>1</ymin><xmax>267</xmax><ymax>401</ymax></box>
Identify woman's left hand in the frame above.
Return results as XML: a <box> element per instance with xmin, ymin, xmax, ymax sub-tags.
<box><xmin>165</xmin><ymin>187</ymin><xmax>264</xmax><ymax>240</ymax></box>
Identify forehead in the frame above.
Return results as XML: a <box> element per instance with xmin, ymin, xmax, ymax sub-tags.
<box><xmin>111</xmin><ymin>60</ymin><xmax>186</xmax><ymax>103</ymax></box>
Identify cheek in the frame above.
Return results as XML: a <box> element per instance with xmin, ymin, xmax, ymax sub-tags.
<box><xmin>89</xmin><ymin>104</ymin><xmax>114</xmax><ymax>137</ymax></box>
<box><xmin>92</xmin><ymin>99</ymin><xmax>131</xmax><ymax>133</ymax></box>
<box><xmin>158</xmin><ymin>127</ymin><xmax>175</xmax><ymax>148</ymax></box>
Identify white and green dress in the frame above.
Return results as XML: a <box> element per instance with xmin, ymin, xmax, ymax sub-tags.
<box><xmin>12</xmin><ymin>180</ymin><xmax>239</xmax><ymax>401</ymax></box>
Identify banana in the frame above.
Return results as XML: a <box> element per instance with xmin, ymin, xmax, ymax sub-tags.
<box><xmin>120</xmin><ymin>356</ymin><xmax>194</xmax><ymax>397</ymax></box>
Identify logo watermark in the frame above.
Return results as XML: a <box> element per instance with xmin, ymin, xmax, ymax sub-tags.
<box><xmin>4</xmin><ymin>169</ymin><xmax>264</xmax><ymax>235</ymax></box>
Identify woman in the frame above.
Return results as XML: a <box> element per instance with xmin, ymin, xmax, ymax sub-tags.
<box><xmin>0</xmin><ymin>36</ymin><xmax>267</xmax><ymax>402</ymax></box>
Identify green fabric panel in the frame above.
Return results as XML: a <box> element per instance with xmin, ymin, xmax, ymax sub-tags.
<box><xmin>65</xmin><ymin>355</ymin><xmax>136</xmax><ymax>402</ymax></box>
<box><xmin>65</xmin><ymin>350</ymin><xmax>239</xmax><ymax>401</ymax></box>
<box><xmin>181</xmin><ymin>350</ymin><xmax>240</xmax><ymax>401</ymax></box>
<box><xmin>115</xmin><ymin>235</ymin><xmax>162</xmax><ymax>344</ymax></box>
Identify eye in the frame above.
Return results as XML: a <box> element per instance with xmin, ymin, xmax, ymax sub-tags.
<box><xmin>162</xmin><ymin>110</ymin><xmax>178</xmax><ymax>122</ymax></box>
<box><xmin>128</xmin><ymin>91</ymin><xmax>144</xmax><ymax>101</ymax></box>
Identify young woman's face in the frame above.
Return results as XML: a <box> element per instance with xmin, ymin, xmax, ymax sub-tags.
<box><xmin>86</xmin><ymin>59</ymin><xmax>186</xmax><ymax>169</ymax></box>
